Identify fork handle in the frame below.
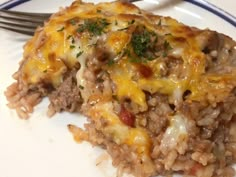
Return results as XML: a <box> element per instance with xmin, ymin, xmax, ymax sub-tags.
<box><xmin>0</xmin><ymin>0</ymin><xmax>30</xmax><ymax>10</ymax></box>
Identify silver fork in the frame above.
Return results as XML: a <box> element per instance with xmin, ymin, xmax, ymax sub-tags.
<box><xmin>0</xmin><ymin>0</ymin><xmax>145</xmax><ymax>35</ymax></box>
<box><xmin>0</xmin><ymin>10</ymin><xmax>51</xmax><ymax>35</ymax></box>
<box><xmin>0</xmin><ymin>0</ymin><xmax>176</xmax><ymax>35</ymax></box>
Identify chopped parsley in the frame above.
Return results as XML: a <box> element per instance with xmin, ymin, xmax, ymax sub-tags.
<box><xmin>77</xmin><ymin>18</ymin><xmax>110</xmax><ymax>36</ymax></box>
<box><xmin>107</xmin><ymin>59</ymin><xmax>115</xmax><ymax>66</ymax></box>
<box><xmin>76</xmin><ymin>51</ymin><xmax>84</xmax><ymax>58</ymax></box>
<box><xmin>117</xmin><ymin>20</ymin><xmax>135</xmax><ymax>31</ymax></box>
<box><xmin>57</xmin><ymin>26</ymin><xmax>64</xmax><ymax>32</ymax></box>
<box><xmin>163</xmin><ymin>40</ymin><xmax>172</xmax><ymax>57</ymax></box>
<box><xmin>128</xmin><ymin>19</ymin><xmax>135</xmax><ymax>25</ymax></box>
<box><xmin>69</xmin><ymin>19</ymin><xmax>77</xmax><ymax>25</ymax></box>
<box><xmin>129</xmin><ymin>57</ymin><xmax>142</xmax><ymax>63</ymax></box>
<box><xmin>70</xmin><ymin>45</ymin><xmax>75</xmax><ymax>49</ymax></box>
<box><xmin>165</xmin><ymin>33</ymin><xmax>172</xmax><ymax>36</ymax></box>
<box><xmin>153</xmin><ymin>33</ymin><xmax>158</xmax><ymax>43</ymax></box>
<box><xmin>124</xmin><ymin>48</ymin><xmax>131</xmax><ymax>57</ymax></box>
<box><xmin>147</xmin><ymin>57</ymin><xmax>156</xmax><ymax>61</ymax></box>
<box><xmin>131</xmin><ymin>29</ymin><xmax>151</xmax><ymax>57</ymax></box>
<box><xmin>67</xmin><ymin>35</ymin><xmax>72</xmax><ymax>39</ymax></box>
<box><xmin>118</xmin><ymin>27</ymin><xmax>129</xmax><ymax>31</ymax></box>
<box><xmin>67</xmin><ymin>35</ymin><xmax>75</xmax><ymax>43</ymax></box>
<box><xmin>127</xmin><ymin>26</ymin><xmax>172</xmax><ymax>63</ymax></box>
<box><xmin>79</xmin><ymin>85</ymin><xmax>84</xmax><ymax>90</ymax></box>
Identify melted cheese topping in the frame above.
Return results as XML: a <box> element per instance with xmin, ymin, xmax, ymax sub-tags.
<box><xmin>109</xmin><ymin>61</ymin><xmax>148</xmax><ymax>111</ymax></box>
<box><xmin>160</xmin><ymin>114</ymin><xmax>188</xmax><ymax>154</ymax></box>
<box><xmin>21</xmin><ymin>1</ymin><xmax>236</xmax><ymax>102</ymax></box>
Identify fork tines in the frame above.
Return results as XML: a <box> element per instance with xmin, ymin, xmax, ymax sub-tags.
<box><xmin>0</xmin><ymin>9</ymin><xmax>51</xmax><ymax>35</ymax></box>
<box><xmin>0</xmin><ymin>0</ymin><xmax>141</xmax><ymax>35</ymax></box>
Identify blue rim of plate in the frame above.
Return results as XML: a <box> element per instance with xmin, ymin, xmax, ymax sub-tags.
<box><xmin>0</xmin><ymin>0</ymin><xmax>30</xmax><ymax>9</ymax></box>
<box><xmin>0</xmin><ymin>0</ymin><xmax>236</xmax><ymax>27</ymax></box>
<box><xmin>184</xmin><ymin>0</ymin><xmax>236</xmax><ymax>27</ymax></box>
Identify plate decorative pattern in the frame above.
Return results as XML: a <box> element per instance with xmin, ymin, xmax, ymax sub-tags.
<box><xmin>184</xmin><ymin>0</ymin><xmax>236</xmax><ymax>27</ymax></box>
<box><xmin>0</xmin><ymin>0</ymin><xmax>30</xmax><ymax>9</ymax></box>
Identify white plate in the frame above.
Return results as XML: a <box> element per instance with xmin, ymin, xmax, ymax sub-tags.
<box><xmin>0</xmin><ymin>1</ymin><xmax>235</xmax><ymax>177</ymax></box>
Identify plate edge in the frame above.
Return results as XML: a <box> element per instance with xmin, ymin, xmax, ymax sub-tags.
<box><xmin>0</xmin><ymin>0</ymin><xmax>30</xmax><ymax>9</ymax></box>
<box><xmin>184</xmin><ymin>0</ymin><xmax>236</xmax><ymax>27</ymax></box>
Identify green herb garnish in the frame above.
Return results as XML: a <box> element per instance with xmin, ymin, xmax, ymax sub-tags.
<box><xmin>163</xmin><ymin>40</ymin><xmax>172</xmax><ymax>57</ymax></box>
<box><xmin>71</xmin><ymin>37</ymin><xmax>75</xmax><ymax>43</ymax></box>
<box><xmin>70</xmin><ymin>45</ymin><xmax>75</xmax><ymax>49</ymax></box>
<box><xmin>79</xmin><ymin>85</ymin><xmax>84</xmax><ymax>90</ymax></box>
<box><xmin>67</xmin><ymin>35</ymin><xmax>75</xmax><ymax>43</ymax></box>
<box><xmin>77</xmin><ymin>18</ymin><xmax>110</xmax><ymax>36</ymax></box>
<box><xmin>124</xmin><ymin>48</ymin><xmax>131</xmax><ymax>57</ymax></box>
<box><xmin>129</xmin><ymin>57</ymin><xmax>142</xmax><ymax>63</ymax></box>
<box><xmin>77</xmin><ymin>25</ymin><xmax>85</xmax><ymax>33</ymax></box>
<box><xmin>128</xmin><ymin>19</ymin><xmax>135</xmax><ymax>25</ymax></box>
<box><xmin>165</xmin><ymin>33</ymin><xmax>172</xmax><ymax>36</ymax></box>
<box><xmin>118</xmin><ymin>27</ymin><xmax>129</xmax><ymax>31</ymax></box>
<box><xmin>107</xmin><ymin>59</ymin><xmax>115</xmax><ymax>66</ymax></box>
<box><xmin>57</xmin><ymin>26</ymin><xmax>64</xmax><ymax>32</ymax></box>
<box><xmin>67</xmin><ymin>35</ymin><xmax>72</xmax><ymax>39</ymax></box>
<box><xmin>69</xmin><ymin>19</ymin><xmax>77</xmax><ymax>26</ymax></box>
<box><xmin>131</xmin><ymin>30</ymin><xmax>151</xmax><ymax>57</ymax></box>
<box><xmin>76</xmin><ymin>51</ymin><xmax>84</xmax><ymax>58</ymax></box>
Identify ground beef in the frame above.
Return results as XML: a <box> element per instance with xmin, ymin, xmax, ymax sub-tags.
<box><xmin>48</xmin><ymin>70</ymin><xmax>82</xmax><ymax>114</ymax></box>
